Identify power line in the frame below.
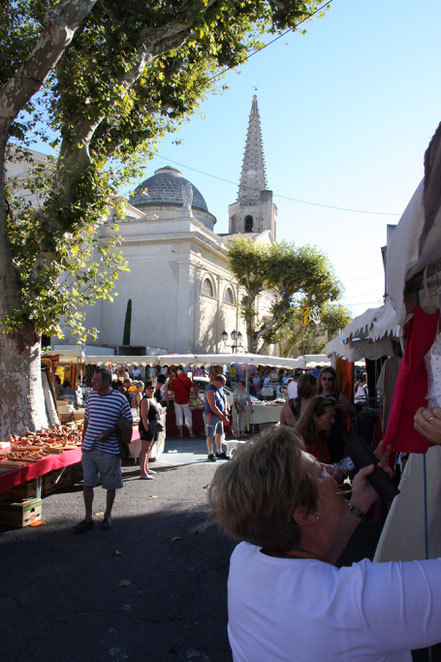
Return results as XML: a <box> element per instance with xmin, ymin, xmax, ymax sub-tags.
<box><xmin>209</xmin><ymin>1</ymin><xmax>335</xmax><ymax>84</ymax></box>
<box><xmin>345</xmin><ymin>299</ymin><xmax>383</xmax><ymax>307</ymax></box>
<box><xmin>156</xmin><ymin>154</ymin><xmax>401</xmax><ymax>217</ymax></box>
<box><xmin>343</xmin><ymin>273</ymin><xmax>384</xmax><ymax>283</ymax></box>
<box><xmin>150</xmin><ymin>4</ymin><xmax>403</xmax><ymax>217</ymax></box>
<box><xmin>342</xmin><ymin>287</ymin><xmax>384</xmax><ymax>299</ymax></box>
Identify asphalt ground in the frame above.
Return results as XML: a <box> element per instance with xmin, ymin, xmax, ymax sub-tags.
<box><xmin>1</xmin><ymin>436</ymin><xmax>437</xmax><ymax>662</ymax></box>
<box><xmin>0</xmin><ymin>436</ymin><xmax>235</xmax><ymax>662</ymax></box>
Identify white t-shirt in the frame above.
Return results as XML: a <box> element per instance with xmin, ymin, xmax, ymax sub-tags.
<box><xmin>287</xmin><ymin>380</ymin><xmax>298</xmax><ymax>399</ymax></box>
<box><xmin>228</xmin><ymin>542</ymin><xmax>441</xmax><ymax>662</ymax></box>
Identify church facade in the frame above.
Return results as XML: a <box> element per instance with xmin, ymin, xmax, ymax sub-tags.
<box><xmin>65</xmin><ymin>96</ymin><xmax>278</xmax><ymax>355</ymax></box>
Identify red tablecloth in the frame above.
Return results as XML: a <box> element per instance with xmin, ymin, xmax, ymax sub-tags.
<box><xmin>0</xmin><ymin>429</ymin><xmax>141</xmax><ymax>492</ymax></box>
<box><xmin>0</xmin><ymin>448</ymin><xmax>82</xmax><ymax>492</ymax></box>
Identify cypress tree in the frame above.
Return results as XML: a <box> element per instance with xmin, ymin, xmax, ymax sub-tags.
<box><xmin>123</xmin><ymin>299</ymin><xmax>132</xmax><ymax>346</ymax></box>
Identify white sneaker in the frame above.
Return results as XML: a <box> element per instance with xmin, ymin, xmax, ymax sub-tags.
<box><xmin>147</xmin><ymin>469</ymin><xmax>157</xmax><ymax>475</ymax></box>
<box><xmin>140</xmin><ymin>474</ymin><xmax>154</xmax><ymax>480</ymax></box>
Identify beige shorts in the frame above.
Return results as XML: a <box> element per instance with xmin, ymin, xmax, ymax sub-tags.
<box><xmin>82</xmin><ymin>449</ymin><xmax>123</xmax><ymax>490</ymax></box>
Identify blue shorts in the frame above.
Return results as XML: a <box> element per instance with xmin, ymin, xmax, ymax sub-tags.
<box><xmin>82</xmin><ymin>449</ymin><xmax>123</xmax><ymax>490</ymax></box>
<box><xmin>206</xmin><ymin>414</ymin><xmax>224</xmax><ymax>438</ymax></box>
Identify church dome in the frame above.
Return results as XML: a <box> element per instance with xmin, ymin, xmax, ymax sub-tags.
<box><xmin>129</xmin><ymin>166</ymin><xmax>209</xmax><ymax>212</ymax></box>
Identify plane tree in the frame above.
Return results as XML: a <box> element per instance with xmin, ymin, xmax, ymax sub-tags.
<box><xmin>0</xmin><ymin>0</ymin><xmax>326</xmax><ymax>436</ymax></box>
<box><xmin>226</xmin><ymin>236</ymin><xmax>345</xmax><ymax>354</ymax></box>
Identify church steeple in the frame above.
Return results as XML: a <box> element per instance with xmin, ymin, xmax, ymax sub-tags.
<box><xmin>228</xmin><ymin>95</ymin><xmax>277</xmax><ymax>241</ymax></box>
<box><xmin>238</xmin><ymin>95</ymin><xmax>268</xmax><ymax>200</ymax></box>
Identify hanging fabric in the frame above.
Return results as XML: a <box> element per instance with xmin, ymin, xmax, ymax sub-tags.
<box><xmin>374</xmin><ymin>445</ymin><xmax>441</xmax><ymax>561</ymax></box>
<box><xmin>382</xmin><ymin>306</ymin><xmax>439</xmax><ymax>453</ymax></box>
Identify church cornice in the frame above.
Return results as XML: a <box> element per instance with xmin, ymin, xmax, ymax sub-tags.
<box><xmin>108</xmin><ymin>233</ymin><xmax>227</xmax><ymax>261</ymax></box>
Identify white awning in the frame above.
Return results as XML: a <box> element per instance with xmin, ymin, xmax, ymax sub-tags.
<box><xmin>84</xmin><ymin>352</ymin><xmax>305</xmax><ymax>370</ymax></box>
<box><xmin>387</xmin><ymin>181</ymin><xmax>425</xmax><ymax>325</ymax></box>
<box><xmin>370</xmin><ymin>300</ymin><xmax>401</xmax><ymax>340</ymax></box>
<box><xmin>302</xmin><ymin>354</ymin><xmax>331</xmax><ymax>368</ymax></box>
<box><xmin>342</xmin><ymin>307</ymin><xmax>384</xmax><ymax>342</ymax></box>
<box><xmin>387</xmin><ymin>178</ymin><xmax>441</xmax><ymax>324</ymax></box>
<box><xmin>325</xmin><ymin>336</ymin><xmax>347</xmax><ymax>358</ymax></box>
<box><xmin>326</xmin><ymin>300</ymin><xmax>400</xmax><ymax>362</ymax></box>
<box><xmin>325</xmin><ymin>336</ymin><xmax>361</xmax><ymax>362</ymax></box>
<box><xmin>84</xmin><ymin>355</ymin><xmax>160</xmax><ymax>366</ymax></box>
<box><xmin>160</xmin><ymin>353</ymin><xmax>305</xmax><ymax>369</ymax></box>
<box><xmin>341</xmin><ymin>301</ymin><xmax>400</xmax><ymax>345</ymax></box>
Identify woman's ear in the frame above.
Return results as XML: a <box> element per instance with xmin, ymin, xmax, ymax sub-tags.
<box><xmin>293</xmin><ymin>507</ymin><xmax>317</xmax><ymax>527</ymax></box>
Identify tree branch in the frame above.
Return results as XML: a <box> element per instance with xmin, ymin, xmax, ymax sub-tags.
<box><xmin>0</xmin><ymin>0</ymin><xmax>96</xmax><ymax>132</ymax></box>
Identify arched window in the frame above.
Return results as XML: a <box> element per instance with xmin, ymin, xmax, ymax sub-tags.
<box><xmin>224</xmin><ymin>287</ymin><xmax>235</xmax><ymax>305</ymax></box>
<box><xmin>201</xmin><ymin>277</ymin><xmax>214</xmax><ymax>297</ymax></box>
<box><xmin>244</xmin><ymin>215</ymin><xmax>254</xmax><ymax>232</ymax></box>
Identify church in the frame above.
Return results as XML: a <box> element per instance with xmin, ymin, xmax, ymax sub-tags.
<box><xmin>67</xmin><ymin>95</ymin><xmax>279</xmax><ymax>355</ymax></box>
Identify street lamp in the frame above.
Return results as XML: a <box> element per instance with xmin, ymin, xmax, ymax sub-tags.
<box><xmin>221</xmin><ymin>329</ymin><xmax>243</xmax><ymax>353</ymax></box>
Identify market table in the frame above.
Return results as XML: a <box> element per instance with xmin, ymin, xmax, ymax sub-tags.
<box><xmin>128</xmin><ymin>414</ymin><xmax>166</xmax><ymax>464</ymax></box>
<box><xmin>250</xmin><ymin>403</ymin><xmax>283</xmax><ymax>427</ymax></box>
<box><xmin>0</xmin><ymin>447</ymin><xmax>82</xmax><ymax>493</ymax></box>
<box><xmin>0</xmin><ymin>428</ymin><xmax>143</xmax><ymax>494</ymax></box>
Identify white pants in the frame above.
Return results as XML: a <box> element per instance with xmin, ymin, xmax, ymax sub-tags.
<box><xmin>175</xmin><ymin>402</ymin><xmax>192</xmax><ymax>428</ymax></box>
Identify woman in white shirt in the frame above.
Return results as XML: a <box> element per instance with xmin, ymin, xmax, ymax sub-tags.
<box><xmin>209</xmin><ymin>426</ymin><xmax>441</xmax><ymax>662</ymax></box>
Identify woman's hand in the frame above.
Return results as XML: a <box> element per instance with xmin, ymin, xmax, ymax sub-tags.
<box><xmin>350</xmin><ymin>461</ymin><xmax>393</xmax><ymax>514</ymax></box>
<box><xmin>374</xmin><ymin>441</ymin><xmax>392</xmax><ymax>464</ymax></box>
<box><xmin>414</xmin><ymin>407</ymin><xmax>441</xmax><ymax>444</ymax></box>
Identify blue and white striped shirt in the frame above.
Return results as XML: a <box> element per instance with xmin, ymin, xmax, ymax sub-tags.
<box><xmin>83</xmin><ymin>390</ymin><xmax>133</xmax><ymax>455</ymax></box>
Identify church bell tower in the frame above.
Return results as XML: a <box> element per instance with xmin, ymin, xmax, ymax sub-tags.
<box><xmin>228</xmin><ymin>95</ymin><xmax>277</xmax><ymax>240</ymax></box>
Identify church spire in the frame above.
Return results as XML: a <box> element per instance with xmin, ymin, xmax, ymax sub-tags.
<box><xmin>238</xmin><ymin>95</ymin><xmax>268</xmax><ymax>200</ymax></box>
<box><xmin>228</xmin><ymin>95</ymin><xmax>277</xmax><ymax>240</ymax></box>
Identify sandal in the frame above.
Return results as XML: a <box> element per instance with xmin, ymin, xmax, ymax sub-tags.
<box><xmin>73</xmin><ymin>519</ymin><xmax>94</xmax><ymax>533</ymax></box>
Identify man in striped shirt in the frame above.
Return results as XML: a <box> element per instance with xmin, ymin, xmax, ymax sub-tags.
<box><xmin>74</xmin><ymin>368</ymin><xmax>133</xmax><ymax>532</ymax></box>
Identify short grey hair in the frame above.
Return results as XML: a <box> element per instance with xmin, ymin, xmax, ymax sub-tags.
<box><xmin>208</xmin><ymin>426</ymin><xmax>318</xmax><ymax>553</ymax></box>
<box><xmin>93</xmin><ymin>367</ymin><xmax>112</xmax><ymax>384</ymax></box>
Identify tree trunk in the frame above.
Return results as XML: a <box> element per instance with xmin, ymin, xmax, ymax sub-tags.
<box><xmin>0</xmin><ymin>328</ymin><xmax>48</xmax><ymax>439</ymax></box>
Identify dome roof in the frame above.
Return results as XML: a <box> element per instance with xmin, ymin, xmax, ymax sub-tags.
<box><xmin>129</xmin><ymin>166</ymin><xmax>208</xmax><ymax>212</ymax></box>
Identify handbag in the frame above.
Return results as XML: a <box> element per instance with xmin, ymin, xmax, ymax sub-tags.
<box><xmin>149</xmin><ymin>420</ymin><xmax>164</xmax><ymax>434</ymax></box>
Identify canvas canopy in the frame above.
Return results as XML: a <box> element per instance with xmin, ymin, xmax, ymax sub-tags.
<box><xmin>84</xmin><ymin>352</ymin><xmax>305</xmax><ymax>370</ymax></box>
<box><xmin>387</xmin><ymin>169</ymin><xmax>441</xmax><ymax>324</ymax></box>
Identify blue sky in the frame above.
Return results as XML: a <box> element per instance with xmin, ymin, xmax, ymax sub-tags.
<box><xmin>129</xmin><ymin>0</ymin><xmax>441</xmax><ymax>318</ymax></box>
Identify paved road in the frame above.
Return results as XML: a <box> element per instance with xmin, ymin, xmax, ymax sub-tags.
<box><xmin>0</xmin><ymin>437</ymin><xmax>235</xmax><ymax>662</ymax></box>
<box><xmin>3</xmin><ymin>436</ymin><xmax>435</xmax><ymax>662</ymax></box>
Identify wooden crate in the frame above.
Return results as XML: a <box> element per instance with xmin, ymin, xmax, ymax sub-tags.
<box><xmin>0</xmin><ymin>498</ymin><xmax>42</xmax><ymax>528</ymax></box>
<box><xmin>1</xmin><ymin>479</ymin><xmax>38</xmax><ymax>499</ymax></box>
<box><xmin>69</xmin><ymin>462</ymin><xmax>83</xmax><ymax>484</ymax></box>
<box><xmin>43</xmin><ymin>468</ymin><xmax>72</xmax><ymax>496</ymax></box>
<box><xmin>59</xmin><ymin>413</ymin><xmax>74</xmax><ymax>423</ymax></box>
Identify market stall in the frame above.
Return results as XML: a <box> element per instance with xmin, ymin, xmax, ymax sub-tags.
<box><xmin>0</xmin><ymin>447</ymin><xmax>82</xmax><ymax>493</ymax></box>
<box><xmin>250</xmin><ymin>402</ymin><xmax>282</xmax><ymax>428</ymax></box>
<box><xmin>84</xmin><ymin>352</ymin><xmax>305</xmax><ymax>370</ymax></box>
<box><xmin>0</xmin><ymin>424</ymin><xmax>143</xmax><ymax>497</ymax></box>
<box><xmin>84</xmin><ymin>352</ymin><xmax>304</xmax><ymax>432</ymax></box>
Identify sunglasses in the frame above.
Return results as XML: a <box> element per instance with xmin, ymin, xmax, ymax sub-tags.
<box><xmin>146</xmin><ymin>386</ymin><xmax>155</xmax><ymax>390</ymax></box>
<box><xmin>319</xmin><ymin>486</ymin><xmax>352</xmax><ymax>498</ymax></box>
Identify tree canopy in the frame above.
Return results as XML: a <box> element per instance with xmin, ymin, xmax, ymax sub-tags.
<box><xmin>277</xmin><ymin>301</ymin><xmax>352</xmax><ymax>355</ymax></box>
<box><xmin>0</xmin><ymin>0</ymin><xmax>328</xmax><ymax>436</ymax></box>
<box><xmin>0</xmin><ymin>0</ymin><xmax>327</xmax><ymax>343</ymax></box>
<box><xmin>226</xmin><ymin>235</ymin><xmax>348</xmax><ymax>354</ymax></box>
